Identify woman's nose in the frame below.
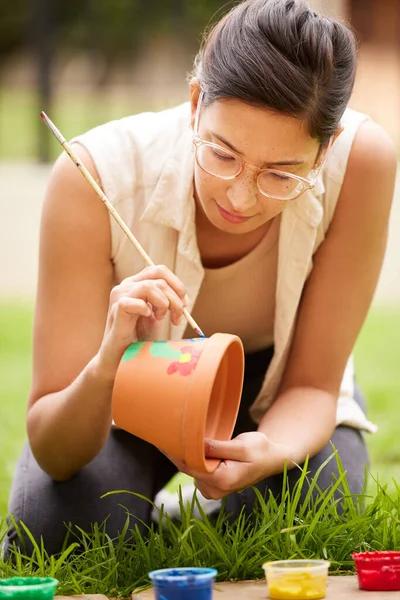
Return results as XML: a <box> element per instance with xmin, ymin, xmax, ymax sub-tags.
<box><xmin>227</xmin><ymin>171</ymin><xmax>258</xmax><ymax>212</ymax></box>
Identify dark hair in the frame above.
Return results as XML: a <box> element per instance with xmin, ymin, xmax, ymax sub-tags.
<box><xmin>193</xmin><ymin>0</ymin><xmax>357</xmax><ymax>144</ymax></box>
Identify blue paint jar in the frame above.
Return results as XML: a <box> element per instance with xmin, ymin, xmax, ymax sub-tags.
<box><xmin>148</xmin><ymin>567</ymin><xmax>218</xmax><ymax>600</ymax></box>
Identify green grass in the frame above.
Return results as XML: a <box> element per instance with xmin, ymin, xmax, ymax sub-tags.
<box><xmin>0</xmin><ymin>302</ymin><xmax>399</xmax><ymax>592</ymax></box>
<box><xmin>353</xmin><ymin>306</ymin><xmax>400</xmax><ymax>485</ymax></box>
<box><xmin>0</xmin><ymin>87</ymin><xmax>177</xmax><ymax>161</ymax></box>
<box><xmin>0</xmin><ymin>302</ymin><xmax>33</xmax><ymax>518</ymax></box>
<box><xmin>0</xmin><ymin>464</ymin><xmax>399</xmax><ymax>595</ymax></box>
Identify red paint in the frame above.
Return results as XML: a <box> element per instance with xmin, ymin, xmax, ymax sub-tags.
<box><xmin>167</xmin><ymin>346</ymin><xmax>202</xmax><ymax>376</ymax></box>
<box><xmin>353</xmin><ymin>551</ymin><xmax>400</xmax><ymax>591</ymax></box>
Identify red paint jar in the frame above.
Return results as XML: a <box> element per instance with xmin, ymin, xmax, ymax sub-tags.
<box><xmin>352</xmin><ymin>551</ymin><xmax>400</xmax><ymax>591</ymax></box>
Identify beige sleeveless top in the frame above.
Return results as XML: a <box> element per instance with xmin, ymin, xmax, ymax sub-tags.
<box><xmin>72</xmin><ymin>102</ymin><xmax>377</xmax><ymax>434</ymax></box>
<box><xmin>184</xmin><ymin>216</ymin><xmax>280</xmax><ymax>351</ymax></box>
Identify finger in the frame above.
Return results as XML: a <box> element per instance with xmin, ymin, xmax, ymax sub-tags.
<box><xmin>116</xmin><ymin>297</ymin><xmax>152</xmax><ymax>319</ymax></box>
<box><xmin>170</xmin><ymin>312</ymin><xmax>183</xmax><ymax>327</ymax></box>
<box><xmin>194</xmin><ymin>481</ymin><xmax>223</xmax><ymax>501</ymax></box>
<box><xmin>160</xmin><ymin>450</ymin><xmax>217</xmax><ymax>481</ymax></box>
<box><xmin>128</xmin><ymin>266</ymin><xmax>189</xmax><ymax>304</ymax></box>
<box><xmin>180</xmin><ymin>460</ymin><xmax>230</xmax><ymax>483</ymax></box>
<box><xmin>124</xmin><ymin>280</ymin><xmax>185</xmax><ymax>322</ymax></box>
<box><xmin>151</xmin><ymin>279</ymin><xmax>186</xmax><ymax>322</ymax></box>
<box><xmin>204</xmin><ymin>438</ymin><xmax>251</xmax><ymax>462</ymax></box>
<box><xmin>194</xmin><ymin>478</ymin><xmax>230</xmax><ymax>501</ymax></box>
<box><xmin>195</xmin><ymin>459</ymin><xmax>248</xmax><ymax>498</ymax></box>
<box><xmin>128</xmin><ymin>282</ymin><xmax>171</xmax><ymax>320</ymax></box>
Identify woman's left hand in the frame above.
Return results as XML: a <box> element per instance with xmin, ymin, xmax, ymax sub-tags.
<box><xmin>164</xmin><ymin>431</ymin><xmax>273</xmax><ymax>500</ymax></box>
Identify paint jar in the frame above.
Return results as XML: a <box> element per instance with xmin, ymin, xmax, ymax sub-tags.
<box><xmin>353</xmin><ymin>551</ymin><xmax>400</xmax><ymax>591</ymax></box>
<box><xmin>0</xmin><ymin>577</ymin><xmax>58</xmax><ymax>600</ymax></box>
<box><xmin>148</xmin><ymin>567</ymin><xmax>217</xmax><ymax>600</ymax></box>
<box><xmin>262</xmin><ymin>560</ymin><xmax>330</xmax><ymax>600</ymax></box>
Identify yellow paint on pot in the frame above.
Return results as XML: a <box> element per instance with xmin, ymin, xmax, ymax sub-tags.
<box><xmin>179</xmin><ymin>353</ymin><xmax>192</xmax><ymax>363</ymax></box>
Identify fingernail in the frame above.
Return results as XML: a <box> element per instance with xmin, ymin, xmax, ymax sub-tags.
<box><xmin>183</xmin><ymin>294</ymin><xmax>190</xmax><ymax>306</ymax></box>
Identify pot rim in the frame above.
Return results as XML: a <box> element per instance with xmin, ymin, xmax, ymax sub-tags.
<box><xmin>182</xmin><ymin>332</ymin><xmax>244</xmax><ymax>472</ymax></box>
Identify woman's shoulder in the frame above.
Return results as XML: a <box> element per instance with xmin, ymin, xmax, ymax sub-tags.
<box><xmin>70</xmin><ymin>101</ymin><xmax>192</xmax><ymax>204</ymax></box>
<box><xmin>317</xmin><ymin>107</ymin><xmax>396</xmax><ymax>235</ymax></box>
<box><xmin>326</xmin><ymin>107</ymin><xmax>396</xmax><ymax>184</ymax></box>
<box><xmin>73</xmin><ymin>101</ymin><xmax>191</xmax><ymax>158</ymax></box>
<box><xmin>327</xmin><ymin>106</ymin><xmax>370</xmax><ymax>174</ymax></box>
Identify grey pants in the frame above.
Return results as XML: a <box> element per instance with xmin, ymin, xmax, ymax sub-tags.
<box><xmin>5</xmin><ymin>347</ymin><xmax>369</xmax><ymax>557</ymax></box>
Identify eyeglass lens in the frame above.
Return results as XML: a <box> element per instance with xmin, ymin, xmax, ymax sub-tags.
<box><xmin>196</xmin><ymin>143</ymin><xmax>306</xmax><ymax>200</ymax></box>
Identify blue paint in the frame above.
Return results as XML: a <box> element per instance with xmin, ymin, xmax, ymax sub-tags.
<box><xmin>148</xmin><ymin>568</ymin><xmax>217</xmax><ymax>600</ymax></box>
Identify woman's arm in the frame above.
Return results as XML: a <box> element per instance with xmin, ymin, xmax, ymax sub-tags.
<box><xmin>27</xmin><ymin>146</ymin><xmax>116</xmax><ymax>480</ymax></box>
<box><xmin>257</xmin><ymin>120</ymin><xmax>397</xmax><ymax>467</ymax></box>
<box><xmin>27</xmin><ymin>145</ymin><xmax>187</xmax><ymax>481</ymax></box>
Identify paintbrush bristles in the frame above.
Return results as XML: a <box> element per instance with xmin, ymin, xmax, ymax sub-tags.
<box><xmin>40</xmin><ymin>111</ymin><xmax>205</xmax><ymax>338</ymax></box>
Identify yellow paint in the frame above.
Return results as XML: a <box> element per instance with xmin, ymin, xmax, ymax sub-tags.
<box><xmin>179</xmin><ymin>353</ymin><xmax>191</xmax><ymax>363</ymax></box>
<box><xmin>268</xmin><ymin>573</ymin><xmax>327</xmax><ymax>600</ymax></box>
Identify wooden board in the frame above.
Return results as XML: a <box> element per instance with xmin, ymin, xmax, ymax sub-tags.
<box><xmin>132</xmin><ymin>575</ymin><xmax>399</xmax><ymax>599</ymax></box>
<box><xmin>55</xmin><ymin>596</ymin><xmax>109</xmax><ymax>600</ymax></box>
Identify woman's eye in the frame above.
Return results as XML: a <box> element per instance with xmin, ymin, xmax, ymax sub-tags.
<box><xmin>212</xmin><ymin>149</ymin><xmax>235</xmax><ymax>162</ymax></box>
<box><xmin>271</xmin><ymin>172</ymin><xmax>291</xmax><ymax>181</ymax></box>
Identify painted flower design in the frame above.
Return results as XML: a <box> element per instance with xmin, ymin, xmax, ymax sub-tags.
<box><xmin>167</xmin><ymin>345</ymin><xmax>202</xmax><ymax>376</ymax></box>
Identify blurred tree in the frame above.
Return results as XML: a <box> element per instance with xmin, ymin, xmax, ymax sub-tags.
<box><xmin>30</xmin><ymin>0</ymin><xmax>57</xmax><ymax>162</ymax></box>
<box><xmin>0</xmin><ymin>1</ymin><xmax>233</xmax><ymax>70</ymax></box>
<box><xmin>0</xmin><ymin>0</ymin><xmax>29</xmax><ymax>58</ymax></box>
<box><xmin>0</xmin><ymin>0</ymin><xmax>234</xmax><ymax>160</ymax></box>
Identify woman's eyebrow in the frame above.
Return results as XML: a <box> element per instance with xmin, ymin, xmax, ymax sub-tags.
<box><xmin>210</xmin><ymin>130</ymin><xmax>306</xmax><ymax>167</ymax></box>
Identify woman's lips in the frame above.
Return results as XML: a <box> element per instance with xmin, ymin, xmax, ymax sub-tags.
<box><xmin>216</xmin><ymin>203</ymin><xmax>251</xmax><ymax>224</ymax></box>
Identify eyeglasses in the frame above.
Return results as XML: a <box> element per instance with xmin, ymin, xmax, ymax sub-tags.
<box><xmin>192</xmin><ymin>91</ymin><xmax>331</xmax><ymax>201</ymax></box>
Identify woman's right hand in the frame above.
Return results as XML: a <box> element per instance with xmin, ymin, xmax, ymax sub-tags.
<box><xmin>97</xmin><ymin>265</ymin><xmax>189</xmax><ymax>378</ymax></box>
<box><xmin>27</xmin><ymin>146</ymin><xmax>193</xmax><ymax>478</ymax></box>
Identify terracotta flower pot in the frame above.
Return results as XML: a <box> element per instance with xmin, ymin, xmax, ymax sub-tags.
<box><xmin>112</xmin><ymin>333</ymin><xmax>244</xmax><ymax>473</ymax></box>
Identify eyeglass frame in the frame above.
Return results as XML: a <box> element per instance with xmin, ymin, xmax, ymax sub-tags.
<box><xmin>192</xmin><ymin>90</ymin><xmax>332</xmax><ymax>201</ymax></box>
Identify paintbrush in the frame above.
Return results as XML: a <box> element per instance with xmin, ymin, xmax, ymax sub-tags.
<box><xmin>40</xmin><ymin>111</ymin><xmax>205</xmax><ymax>339</ymax></box>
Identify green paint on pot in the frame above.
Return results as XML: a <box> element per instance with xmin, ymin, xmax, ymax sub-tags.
<box><xmin>122</xmin><ymin>342</ymin><xmax>146</xmax><ymax>362</ymax></box>
<box><xmin>149</xmin><ymin>341</ymin><xmax>182</xmax><ymax>360</ymax></box>
<box><xmin>122</xmin><ymin>341</ymin><xmax>185</xmax><ymax>362</ymax></box>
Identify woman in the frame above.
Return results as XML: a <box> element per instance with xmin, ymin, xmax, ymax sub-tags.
<box><xmin>6</xmin><ymin>0</ymin><xmax>396</xmax><ymax>556</ymax></box>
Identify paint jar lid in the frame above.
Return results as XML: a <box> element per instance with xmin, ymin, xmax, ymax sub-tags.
<box><xmin>353</xmin><ymin>551</ymin><xmax>400</xmax><ymax>591</ymax></box>
<box><xmin>263</xmin><ymin>559</ymin><xmax>330</xmax><ymax>575</ymax></box>
<box><xmin>0</xmin><ymin>577</ymin><xmax>58</xmax><ymax>599</ymax></box>
<box><xmin>148</xmin><ymin>567</ymin><xmax>217</xmax><ymax>590</ymax></box>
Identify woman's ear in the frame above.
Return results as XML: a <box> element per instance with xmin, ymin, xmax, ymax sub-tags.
<box><xmin>189</xmin><ymin>78</ymin><xmax>201</xmax><ymax>130</ymax></box>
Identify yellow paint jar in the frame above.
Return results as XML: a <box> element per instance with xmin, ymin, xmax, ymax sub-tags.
<box><xmin>262</xmin><ymin>560</ymin><xmax>330</xmax><ymax>600</ymax></box>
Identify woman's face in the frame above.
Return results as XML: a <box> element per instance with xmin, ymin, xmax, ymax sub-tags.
<box><xmin>190</xmin><ymin>88</ymin><xmax>322</xmax><ymax>235</ymax></box>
